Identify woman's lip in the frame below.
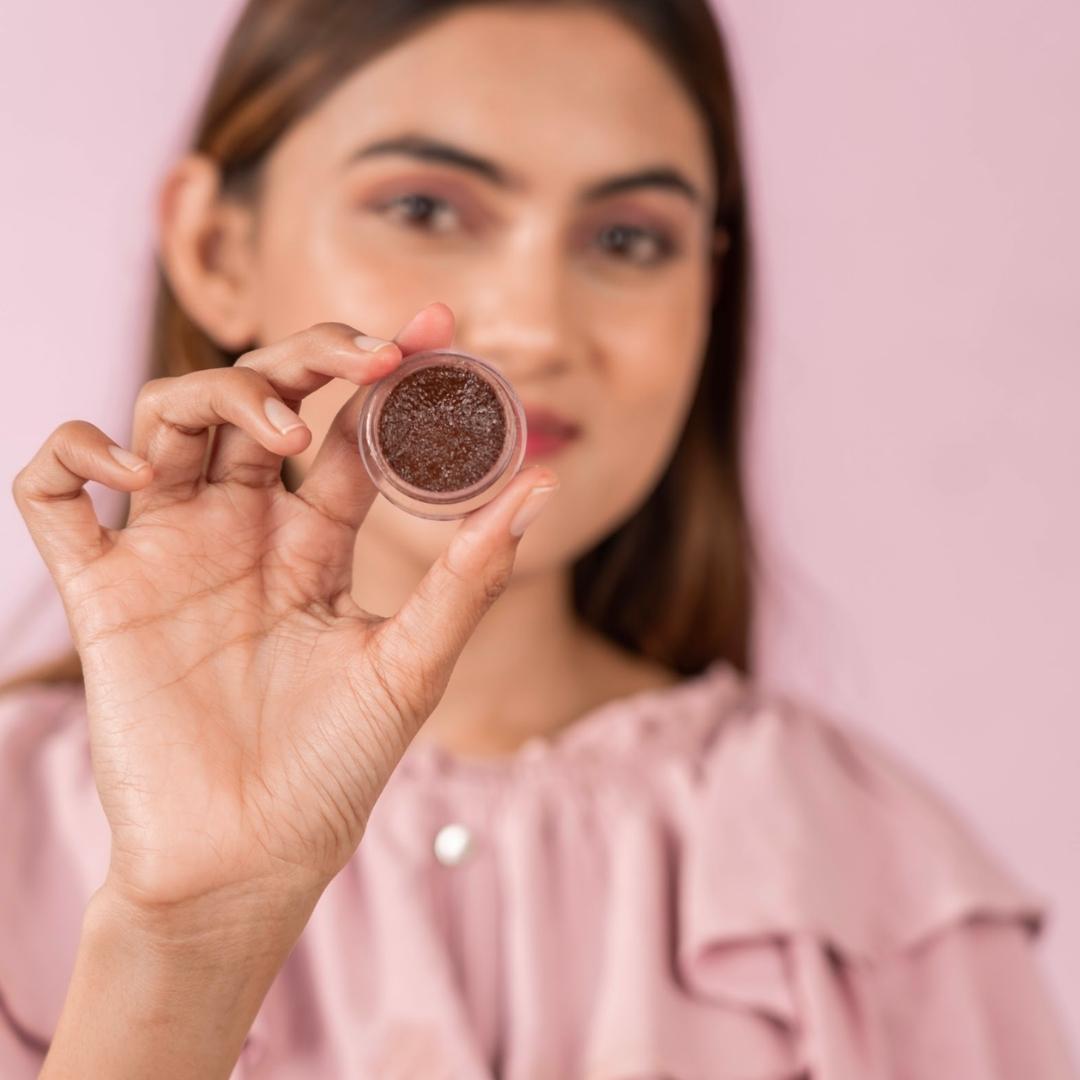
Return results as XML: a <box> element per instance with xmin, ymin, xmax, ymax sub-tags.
<box><xmin>522</xmin><ymin>404</ymin><xmax>580</xmax><ymax>437</ymax></box>
<box><xmin>524</xmin><ymin>427</ymin><xmax>578</xmax><ymax>458</ymax></box>
<box><xmin>522</xmin><ymin>404</ymin><xmax>581</xmax><ymax>459</ymax></box>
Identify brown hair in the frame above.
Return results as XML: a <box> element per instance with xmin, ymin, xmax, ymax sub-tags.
<box><xmin>2</xmin><ymin>0</ymin><xmax>757</xmax><ymax>696</ymax></box>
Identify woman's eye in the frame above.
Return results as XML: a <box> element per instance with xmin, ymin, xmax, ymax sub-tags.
<box><xmin>377</xmin><ymin>192</ymin><xmax>459</xmax><ymax>232</ymax></box>
<box><xmin>596</xmin><ymin>223</ymin><xmax>676</xmax><ymax>266</ymax></box>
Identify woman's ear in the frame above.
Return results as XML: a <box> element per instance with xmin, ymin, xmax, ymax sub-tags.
<box><xmin>155</xmin><ymin>153</ymin><xmax>259</xmax><ymax>351</ymax></box>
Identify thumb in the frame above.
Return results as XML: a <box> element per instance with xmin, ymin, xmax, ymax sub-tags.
<box><xmin>375</xmin><ymin>466</ymin><xmax>560</xmax><ymax>709</ymax></box>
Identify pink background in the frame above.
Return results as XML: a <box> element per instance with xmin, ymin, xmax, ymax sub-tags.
<box><xmin>2</xmin><ymin>0</ymin><xmax>1077</xmax><ymax>1049</ymax></box>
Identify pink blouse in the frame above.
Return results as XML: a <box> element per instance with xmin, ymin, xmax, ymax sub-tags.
<box><xmin>1</xmin><ymin>660</ymin><xmax>1076</xmax><ymax>1078</ymax></box>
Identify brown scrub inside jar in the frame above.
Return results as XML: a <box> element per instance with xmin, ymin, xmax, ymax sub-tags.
<box><xmin>357</xmin><ymin>348</ymin><xmax>527</xmax><ymax>520</ymax></box>
<box><xmin>377</xmin><ymin>365</ymin><xmax>507</xmax><ymax>493</ymax></box>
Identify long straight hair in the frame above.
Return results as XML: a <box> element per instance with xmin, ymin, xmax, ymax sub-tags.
<box><xmin>3</xmin><ymin>0</ymin><xmax>757</xmax><ymax>695</ymax></box>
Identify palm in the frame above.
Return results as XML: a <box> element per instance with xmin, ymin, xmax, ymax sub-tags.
<box><xmin>74</xmin><ymin>479</ymin><xmax>411</xmax><ymax>907</ymax></box>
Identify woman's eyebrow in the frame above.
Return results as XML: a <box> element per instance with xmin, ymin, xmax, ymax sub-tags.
<box><xmin>344</xmin><ymin>133</ymin><xmax>703</xmax><ymax>205</ymax></box>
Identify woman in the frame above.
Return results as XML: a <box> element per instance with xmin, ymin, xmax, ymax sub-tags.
<box><xmin>3</xmin><ymin>0</ymin><xmax>1075</xmax><ymax>1076</ymax></box>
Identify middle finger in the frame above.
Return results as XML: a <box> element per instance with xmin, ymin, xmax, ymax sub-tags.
<box><xmin>202</xmin><ymin>321</ymin><xmax>402</xmax><ymax>486</ymax></box>
<box><xmin>127</xmin><ymin>322</ymin><xmax>400</xmax><ymax>516</ymax></box>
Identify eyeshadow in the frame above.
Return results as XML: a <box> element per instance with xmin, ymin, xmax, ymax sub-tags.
<box><xmin>357</xmin><ymin>349</ymin><xmax>527</xmax><ymax>520</ymax></box>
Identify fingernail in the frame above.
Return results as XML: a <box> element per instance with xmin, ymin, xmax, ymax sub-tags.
<box><xmin>509</xmin><ymin>483</ymin><xmax>559</xmax><ymax>537</ymax></box>
<box><xmin>264</xmin><ymin>396</ymin><xmax>307</xmax><ymax>435</ymax></box>
<box><xmin>107</xmin><ymin>444</ymin><xmax>149</xmax><ymax>471</ymax></box>
<box><xmin>353</xmin><ymin>334</ymin><xmax>399</xmax><ymax>356</ymax></box>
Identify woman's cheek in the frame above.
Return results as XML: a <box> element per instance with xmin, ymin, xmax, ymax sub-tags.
<box><xmin>614</xmin><ymin>370</ymin><xmax>701</xmax><ymax>492</ymax></box>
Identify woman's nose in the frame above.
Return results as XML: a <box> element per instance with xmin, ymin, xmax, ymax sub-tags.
<box><xmin>456</xmin><ymin>230</ymin><xmax>579</xmax><ymax>382</ymax></box>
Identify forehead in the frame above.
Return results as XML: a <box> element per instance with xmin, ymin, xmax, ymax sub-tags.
<box><xmin>288</xmin><ymin>5</ymin><xmax>714</xmax><ymax>201</ymax></box>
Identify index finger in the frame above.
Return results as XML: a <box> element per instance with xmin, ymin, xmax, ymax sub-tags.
<box><xmin>289</xmin><ymin>303</ymin><xmax>457</xmax><ymax>531</ymax></box>
<box><xmin>231</xmin><ymin>321</ymin><xmax>402</xmax><ymax>393</ymax></box>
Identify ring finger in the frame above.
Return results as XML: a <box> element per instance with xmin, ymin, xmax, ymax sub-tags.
<box><xmin>203</xmin><ymin>321</ymin><xmax>403</xmax><ymax>487</ymax></box>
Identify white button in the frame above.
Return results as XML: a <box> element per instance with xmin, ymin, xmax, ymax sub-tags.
<box><xmin>433</xmin><ymin>822</ymin><xmax>473</xmax><ymax>866</ymax></box>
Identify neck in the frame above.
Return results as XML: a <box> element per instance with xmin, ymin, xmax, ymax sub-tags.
<box><xmin>351</xmin><ymin>521</ymin><xmax>619</xmax><ymax>758</ymax></box>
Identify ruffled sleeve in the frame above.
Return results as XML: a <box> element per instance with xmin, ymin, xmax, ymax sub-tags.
<box><xmin>859</xmin><ymin>916</ymin><xmax>1077</xmax><ymax>1079</ymax></box>
<box><xmin>669</xmin><ymin>682</ymin><xmax>1075</xmax><ymax>1078</ymax></box>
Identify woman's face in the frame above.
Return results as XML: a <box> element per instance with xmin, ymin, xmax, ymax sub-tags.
<box><xmin>233</xmin><ymin>4</ymin><xmax>721</xmax><ymax>574</ymax></box>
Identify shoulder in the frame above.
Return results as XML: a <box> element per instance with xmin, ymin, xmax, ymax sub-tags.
<box><xmin>0</xmin><ymin>677</ymin><xmax>85</xmax><ymax>738</ymax></box>
<box><xmin>0</xmin><ymin>679</ymin><xmax>94</xmax><ymax>821</ymax></box>
<box><xmin>656</xmin><ymin>665</ymin><xmax>1068</xmax><ymax>1073</ymax></box>
<box><xmin>0</xmin><ymin>679</ymin><xmax>97</xmax><ymax>824</ymax></box>
<box><xmin>0</xmin><ymin>681</ymin><xmax>109</xmax><ymax>1048</ymax></box>
<box><xmin>678</xmin><ymin>664</ymin><xmax>1049</xmax><ymax>964</ymax></box>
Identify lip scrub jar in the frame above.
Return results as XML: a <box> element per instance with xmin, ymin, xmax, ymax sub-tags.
<box><xmin>357</xmin><ymin>348</ymin><xmax>527</xmax><ymax>520</ymax></box>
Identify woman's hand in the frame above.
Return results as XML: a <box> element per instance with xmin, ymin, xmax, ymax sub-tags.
<box><xmin>11</xmin><ymin>302</ymin><xmax>559</xmax><ymax>918</ymax></box>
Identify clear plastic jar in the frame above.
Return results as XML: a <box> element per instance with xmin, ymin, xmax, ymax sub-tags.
<box><xmin>357</xmin><ymin>348</ymin><xmax>527</xmax><ymax>520</ymax></box>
